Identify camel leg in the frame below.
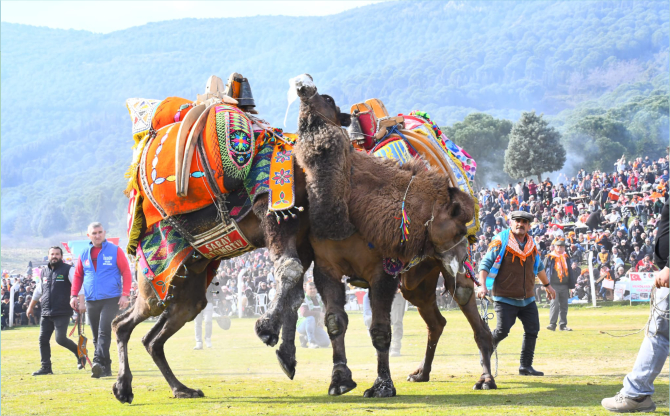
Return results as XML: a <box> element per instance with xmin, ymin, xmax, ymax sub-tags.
<box><xmin>443</xmin><ymin>269</ymin><xmax>496</xmax><ymax>390</ymax></box>
<box><xmin>112</xmin><ymin>297</ymin><xmax>152</xmax><ymax>404</ymax></box>
<box><xmin>254</xmin><ymin>202</ymin><xmax>304</xmax><ymax>347</ymax></box>
<box><xmin>142</xmin><ymin>275</ymin><xmax>208</xmax><ymax>398</ymax></box>
<box><xmin>276</xmin><ymin>242</ymin><xmax>313</xmax><ymax>379</ymax></box>
<box><xmin>275</xmin><ymin>273</ymin><xmax>305</xmax><ymax>380</ymax></box>
<box><xmin>364</xmin><ymin>272</ymin><xmax>397</xmax><ymax>398</ymax></box>
<box><xmin>401</xmin><ymin>270</ymin><xmax>446</xmax><ymax>383</ymax></box>
<box><xmin>312</xmin><ymin>266</ymin><xmax>357</xmax><ymax>396</ymax></box>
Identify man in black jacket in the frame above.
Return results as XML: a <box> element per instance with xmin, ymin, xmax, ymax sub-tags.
<box><xmin>545</xmin><ymin>239</ymin><xmax>578</xmax><ymax>331</ymax></box>
<box><xmin>27</xmin><ymin>247</ymin><xmax>85</xmax><ymax>375</ymax></box>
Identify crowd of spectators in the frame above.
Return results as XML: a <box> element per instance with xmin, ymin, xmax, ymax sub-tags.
<box><xmin>2</xmin><ymin>275</ymin><xmax>41</xmax><ymax>329</ymax></box>
<box><xmin>462</xmin><ymin>154</ymin><xmax>668</xmax><ymax>303</ymax></box>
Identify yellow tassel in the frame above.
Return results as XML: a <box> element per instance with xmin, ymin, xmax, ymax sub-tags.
<box><xmin>126</xmin><ymin>195</ymin><xmax>146</xmax><ymax>256</ymax></box>
<box><xmin>123</xmin><ymin>132</ymin><xmax>152</xmax><ymax>197</ymax></box>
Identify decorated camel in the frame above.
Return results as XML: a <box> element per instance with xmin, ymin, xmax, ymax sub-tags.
<box><xmin>111</xmin><ymin>74</ymin><xmax>476</xmax><ymax>402</ymax></box>
<box><xmin>291</xmin><ymin>75</ymin><xmax>497</xmax><ymax>395</ymax></box>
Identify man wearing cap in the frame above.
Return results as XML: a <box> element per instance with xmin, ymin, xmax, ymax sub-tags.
<box><xmin>478</xmin><ymin>211</ymin><xmax>556</xmax><ymax>376</ymax></box>
<box><xmin>545</xmin><ymin>239</ymin><xmax>578</xmax><ymax>331</ymax></box>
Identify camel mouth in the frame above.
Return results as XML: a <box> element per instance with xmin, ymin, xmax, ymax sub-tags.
<box><xmin>437</xmin><ymin>238</ymin><xmax>468</xmax><ymax>277</ymax></box>
<box><xmin>291</xmin><ymin>74</ymin><xmax>317</xmax><ymax>100</ymax></box>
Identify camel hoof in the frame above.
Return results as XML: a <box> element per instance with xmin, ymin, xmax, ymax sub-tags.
<box><xmin>473</xmin><ymin>376</ymin><xmax>497</xmax><ymax>391</ymax></box>
<box><xmin>363</xmin><ymin>377</ymin><xmax>396</xmax><ymax>398</ymax></box>
<box><xmin>255</xmin><ymin>319</ymin><xmax>279</xmax><ymax>347</ymax></box>
<box><xmin>407</xmin><ymin>369</ymin><xmax>429</xmax><ymax>382</ymax></box>
<box><xmin>173</xmin><ymin>388</ymin><xmax>204</xmax><ymax>399</ymax></box>
<box><xmin>329</xmin><ymin>365</ymin><xmax>357</xmax><ymax>396</ymax></box>
<box><xmin>276</xmin><ymin>350</ymin><xmax>296</xmax><ymax>380</ymax></box>
<box><xmin>112</xmin><ymin>381</ymin><xmax>134</xmax><ymax>404</ymax></box>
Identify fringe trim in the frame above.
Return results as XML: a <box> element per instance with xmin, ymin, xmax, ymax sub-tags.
<box><xmin>126</xmin><ymin>194</ymin><xmax>146</xmax><ymax>256</ymax></box>
<box><xmin>124</xmin><ymin>131</ymin><xmax>153</xmax><ymax>196</ymax></box>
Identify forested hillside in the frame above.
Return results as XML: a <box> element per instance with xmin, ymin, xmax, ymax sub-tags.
<box><xmin>1</xmin><ymin>1</ymin><xmax>668</xmax><ymax>238</ymax></box>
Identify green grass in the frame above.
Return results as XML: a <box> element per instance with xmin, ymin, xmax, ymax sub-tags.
<box><xmin>1</xmin><ymin>305</ymin><xmax>667</xmax><ymax>415</ymax></box>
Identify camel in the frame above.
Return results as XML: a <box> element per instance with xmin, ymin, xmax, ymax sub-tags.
<box><xmin>111</xmin><ymin>77</ymin><xmax>491</xmax><ymax>403</ymax></box>
<box><xmin>291</xmin><ymin>75</ymin><xmax>497</xmax><ymax>396</ymax></box>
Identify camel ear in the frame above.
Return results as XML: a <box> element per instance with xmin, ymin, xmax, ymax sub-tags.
<box><xmin>449</xmin><ymin>201</ymin><xmax>462</xmax><ymax>219</ymax></box>
<box><xmin>338</xmin><ymin>112</ymin><xmax>351</xmax><ymax>127</ymax></box>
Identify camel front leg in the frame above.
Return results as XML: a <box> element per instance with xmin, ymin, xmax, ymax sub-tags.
<box><xmin>364</xmin><ymin>272</ymin><xmax>398</xmax><ymax>398</ymax></box>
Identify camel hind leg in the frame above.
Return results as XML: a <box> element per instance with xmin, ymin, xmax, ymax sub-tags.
<box><xmin>112</xmin><ymin>296</ymin><xmax>152</xmax><ymax>404</ymax></box>
<box><xmin>400</xmin><ymin>269</ymin><xmax>445</xmax><ymax>383</ymax></box>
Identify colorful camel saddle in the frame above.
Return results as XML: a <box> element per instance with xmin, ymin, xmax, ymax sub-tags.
<box><xmin>125</xmin><ymin>96</ymin><xmax>299</xmax><ymax>253</ymax></box>
<box><xmin>349</xmin><ymin>100</ymin><xmax>480</xmax><ymax>242</ymax></box>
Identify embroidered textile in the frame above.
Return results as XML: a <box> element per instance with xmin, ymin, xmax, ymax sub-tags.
<box><xmin>137</xmin><ymin>220</ymin><xmax>194</xmax><ymax>301</ymax></box>
<box><xmin>126</xmin><ymin>98</ymin><xmax>162</xmax><ymax>143</ymax></box>
<box><xmin>269</xmin><ymin>142</ymin><xmax>296</xmax><ymax>213</ymax></box>
<box><xmin>215</xmin><ymin>105</ymin><xmax>256</xmax><ymax>180</ymax></box>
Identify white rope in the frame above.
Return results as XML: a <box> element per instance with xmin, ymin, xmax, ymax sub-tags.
<box><xmin>600</xmin><ymin>286</ymin><xmax>669</xmax><ymax>338</ymax></box>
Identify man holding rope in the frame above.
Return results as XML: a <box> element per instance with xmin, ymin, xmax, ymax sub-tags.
<box><xmin>602</xmin><ymin>198</ymin><xmax>668</xmax><ymax>413</ymax></box>
<box><xmin>477</xmin><ymin>211</ymin><xmax>556</xmax><ymax>376</ymax></box>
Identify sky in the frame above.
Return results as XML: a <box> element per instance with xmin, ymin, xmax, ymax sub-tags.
<box><xmin>0</xmin><ymin>1</ymin><xmax>381</xmax><ymax>33</ymax></box>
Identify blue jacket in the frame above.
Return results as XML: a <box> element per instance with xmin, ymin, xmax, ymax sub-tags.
<box><xmin>81</xmin><ymin>240</ymin><xmax>122</xmax><ymax>301</ymax></box>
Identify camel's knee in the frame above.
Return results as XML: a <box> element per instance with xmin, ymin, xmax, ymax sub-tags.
<box><xmin>370</xmin><ymin>323</ymin><xmax>392</xmax><ymax>351</ymax></box>
<box><xmin>325</xmin><ymin>311</ymin><xmax>348</xmax><ymax>339</ymax></box>
<box><xmin>276</xmin><ymin>257</ymin><xmax>303</xmax><ymax>285</ymax></box>
<box><xmin>454</xmin><ymin>286</ymin><xmax>474</xmax><ymax>306</ymax></box>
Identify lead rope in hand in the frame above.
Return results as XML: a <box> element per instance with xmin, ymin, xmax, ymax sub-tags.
<box><xmin>600</xmin><ymin>286</ymin><xmax>669</xmax><ymax>338</ymax></box>
<box><xmin>479</xmin><ymin>297</ymin><xmax>498</xmax><ymax>378</ymax></box>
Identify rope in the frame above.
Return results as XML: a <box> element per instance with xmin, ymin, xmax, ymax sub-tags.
<box><xmin>599</xmin><ymin>286</ymin><xmax>669</xmax><ymax>338</ymax></box>
<box><xmin>479</xmin><ymin>297</ymin><xmax>498</xmax><ymax>378</ymax></box>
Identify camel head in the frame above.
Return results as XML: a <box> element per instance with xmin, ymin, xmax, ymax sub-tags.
<box><xmin>426</xmin><ymin>186</ymin><xmax>475</xmax><ymax>277</ymax></box>
<box><xmin>294</xmin><ymin>74</ymin><xmax>351</xmax><ymax>129</ymax></box>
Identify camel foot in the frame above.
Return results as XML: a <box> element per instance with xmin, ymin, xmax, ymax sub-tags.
<box><xmin>328</xmin><ymin>364</ymin><xmax>357</xmax><ymax>396</ymax></box>
<box><xmin>407</xmin><ymin>368</ymin><xmax>430</xmax><ymax>382</ymax></box>
<box><xmin>112</xmin><ymin>380</ymin><xmax>134</xmax><ymax>404</ymax></box>
<box><xmin>473</xmin><ymin>374</ymin><xmax>497</xmax><ymax>390</ymax></box>
<box><xmin>276</xmin><ymin>349</ymin><xmax>296</xmax><ymax>380</ymax></box>
<box><xmin>173</xmin><ymin>387</ymin><xmax>204</xmax><ymax>398</ymax></box>
<box><xmin>255</xmin><ymin>318</ymin><xmax>279</xmax><ymax>347</ymax></box>
<box><xmin>363</xmin><ymin>377</ymin><xmax>396</xmax><ymax>398</ymax></box>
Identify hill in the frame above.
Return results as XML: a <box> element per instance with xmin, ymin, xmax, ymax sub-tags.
<box><xmin>1</xmin><ymin>0</ymin><xmax>668</xmax><ymax>238</ymax></box>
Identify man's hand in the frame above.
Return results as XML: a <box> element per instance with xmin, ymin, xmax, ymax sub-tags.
<box><xmin>544</xmin><ymin>285</ymin><xmax>556</xmax><ymax>301</ymax></box>
<box><xmin>655</xmin><ymin>267</ymin><xmax>669</xmax><ymax>289</ymax></box>
<box><xmin>77</xmin><ymin>294</ymin><xmax>86</xmax><ymax>313</ymax></box>
<box><xmin>69</xmin><ymin>297</ymin><xmax>78</xmax><ymax>311</ymax></box>
<box><xmin>477</xmin><ymin>285</ymin><xmax>488</xmax><ymax>299</ymax></box>
<box><xmin>118</xmin><ymin>295</ymin><xmax>130</xmax><ymax>310</ymax></box>
<box><xmin>27</xmin><ymin>306</ymin><xmax>34</xmax><ymax>319</ymax></box>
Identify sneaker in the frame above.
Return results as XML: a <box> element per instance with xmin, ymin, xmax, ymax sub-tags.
<box><xmin>32</xmin><ymin>366</ymin><xmax>53</xmax><ymax>376</ymax></box>
<box><xmin>308</xmin><ymin>342</ymin><xmax>320</xmax><ymax>349</ymax></box>
<box><xmin>560</xmin><ymin>326</ymin><xmax>573</xmax><ymax>331</ymax></box>
<box><xmin>299</xmin><ymin>335</ymin><xmax>308</xmax><ymax>348</ymax></box>
<box><xmin>91</xmin><ymin>362</ymin><xmax>104</xmax><ymax>378</ymax></box>
<box><xmin>193</xmin><ymin>342</ymin><xmax>203</xmax><ymax>350</ymax></box>
<box><xmin>77</xmin><ymin>356</ymin><xmax>86</xmax><ymax>370</ymax></box>
<box><xmin>546</xmin><ymin>325</ymin><xmax>556</xmax><ymax>331</ymax></box>
<box><xmin>601</xmin><ymin>393</ymin><xmax>656</xmax><ymax>413</ymax></box>
<box><xmin>205</xmin><ymin>339</ymin><xmax>212</xmax><ymax>348</ymax></box>
<box><xmin>101</xmin><ymin>366</ymin><xmax>112</xmax><ymax>377</ymax></box>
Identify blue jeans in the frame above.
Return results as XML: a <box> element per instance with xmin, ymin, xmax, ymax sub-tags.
<box><xmin>621</xmin><ymin>287</ymin><xmax>669</xmax><ymax>398</ymax></box>
<box><xmin>297</xmin><ymin>316</ymin><xmax>330</xmax><ymax>347</ymax></box>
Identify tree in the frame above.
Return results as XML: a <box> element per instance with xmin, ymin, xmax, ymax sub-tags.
<box><xmin>443</xmin><ymin>112</ymin><xmax>513</xmax><ymax>185</ymax></box>
<box><xmin>504</xmin><ymin>111</ymin><xmax>566</xmax><ymax>182</ymax></box>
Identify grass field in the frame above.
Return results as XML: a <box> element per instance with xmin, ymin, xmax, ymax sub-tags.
<box><xmin>1</xmin><ymin>304</ymin><xmax>667</xmax><ymax>416</ymax></box>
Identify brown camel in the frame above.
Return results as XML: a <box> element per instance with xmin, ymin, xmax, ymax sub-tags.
<box><xmin>292</xmin><ymin>75</ymin><xmax>497</xmax><ymax>396</ymax></box>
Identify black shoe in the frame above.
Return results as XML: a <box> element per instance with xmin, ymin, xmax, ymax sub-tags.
<box><xmin>91</xmin><ymin>362</ymin><xmax>104</xmax><ymax>378</ymax></box>
<box><xmin>519</xmin><ymin>366</ymin><xmax>544</xmax><ymax>376</ymax></box>
<box><xmin>32</xmin><ymin>366</ymin><xmax>53</xmax><ymax>376</ymax></box>
<box><xmin>560</xmin><ymin>326</ymin><xmax>572</xmax><ymax>331</ymax></box>
<box><xmin>101</xmin><ymin>366</ymin><xmax>112</xmax><ymax>377</ymax></box>
<box><xmin>77</xmin><ymin>356</ymin><xmax>86</xmax><ymax>370</ymax></box>
<box><xmin>546</xmin><ymin>325</ymin><xmax>556</xmax><ymax>331</ymax></box>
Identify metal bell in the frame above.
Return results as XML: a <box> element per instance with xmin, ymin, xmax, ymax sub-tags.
<box><xmin>348</xmin><ymin>112</ymin><xmax>365</xmax><ymax>142</ymax></box>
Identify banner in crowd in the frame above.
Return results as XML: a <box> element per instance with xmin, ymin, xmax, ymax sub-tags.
<box><xmin>629</xmin><ymin>272</ymin><xmax>654</xmax><ymax>302</ymax></box>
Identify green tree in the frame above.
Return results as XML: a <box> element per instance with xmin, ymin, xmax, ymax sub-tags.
<box><xmin>443</xmin><ymin>112</ymin><xmax>513</xmax><ymax>185</ymax></box>
<box><xmin>504</xmin><ymin>111</ymin><xmax>566</xmax><ymax>182</ymax></box>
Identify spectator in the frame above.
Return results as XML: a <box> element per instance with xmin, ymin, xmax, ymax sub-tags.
<box><xmin>296</xmin><ymin>282</ymin><xmax>330</xmax><ymax>349</ymax></box>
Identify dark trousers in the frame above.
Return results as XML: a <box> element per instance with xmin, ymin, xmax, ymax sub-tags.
<box><xmin>86</xmin><ymin>297</ymin><xmax>119</xmax><ymax>367</ymax></box>
<box><xmin>39</xmin><ymin>314</ymin><xmax>78</xmax><ymax>368</ymax></box>
<box><xmin>492</xmin><ymin>300</ymin><xmax>540</xmax><ymax>346</ymax></box>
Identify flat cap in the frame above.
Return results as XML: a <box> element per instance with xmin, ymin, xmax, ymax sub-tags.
<box><xmin>510</xmin><ymin>211</ymin><xmax>533</xmax><ymax>222</ymax></box>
